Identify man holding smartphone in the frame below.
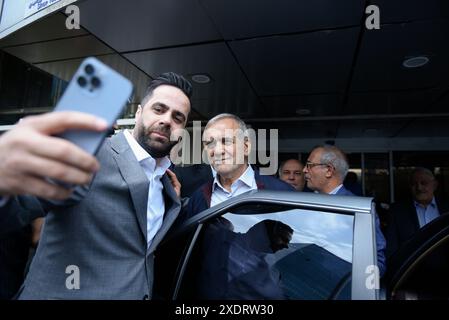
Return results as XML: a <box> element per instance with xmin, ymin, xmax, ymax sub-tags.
<box><xmin>7</xmin><ymin>72</ymin><xmax>192</xmax><ymax>299</ymax></box>
<box><xmin>0</xmin><ymin>111</ymin><xmax>108</xmax><ymax>233</ymax></box>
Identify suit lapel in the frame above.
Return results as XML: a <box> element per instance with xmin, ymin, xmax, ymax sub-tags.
<box><xmin>109</xmin><ymin>132</ymin><xmax>181</xmax><ymax>253</ymax></box>
<box><xmin>436</xmin><ymin>198</ymin><xmax>449</xmax><ymax>215</ymax></box>
<box><xmin>336</xmin><ymin>186</ymin><xmax>352</xmax><ymax>196</ymax></box>
<box><xmin>110</xmin><ymin>132</ymin><xmax>149</xmax><ymax>243</ymax></box>
<box><xmin>409</xmin><ymin>202</ymin><xmax>421</xmax><ymax>232</ymax></box>
<box><xmin>254</xmin><ymin>169</ymin><xmax>266</xmax><ymax>190</ymax></box>
<box><xmin>147</xmin><ymin>175</ymin><xmax>180</xmax><ymax>254</ymax></box>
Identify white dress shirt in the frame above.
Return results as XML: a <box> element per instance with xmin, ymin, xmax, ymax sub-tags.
<box><xmin>211</xmin><ymin>165</ymin><xmax>257</xmax><ymax>207</ymax></box>
<box><xmin>124</xmin><ymin>130</ymin><xmax>171</xmax><ymax>247</ymax></box>
<box><xmin>414</xmin><ymin>197</ymin><xmax>440</xmax><ymax>228</ymax></box>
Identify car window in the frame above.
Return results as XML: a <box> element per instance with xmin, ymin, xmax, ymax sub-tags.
<box><xmin>176</xmin><ymin>205</ymin><xmax>354</xmax><ymax>300</ymax></box>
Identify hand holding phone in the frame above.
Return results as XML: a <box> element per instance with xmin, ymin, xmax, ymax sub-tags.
<box><xmin>54</xmin><ymin>57</ymin><xmax>133</xmax><ymax>155</ymax></box>
<box><xmin>0</xmin><ymin>112</ymin><xmax>107</xmax><ymax>200</ymax></box>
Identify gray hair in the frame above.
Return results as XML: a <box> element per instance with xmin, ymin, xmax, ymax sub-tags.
<box><xmin>411</xmin><ymin>167</ymin><xmax>435</xmax><ymax>182</ymax></box>
<box><xmin>316</xmin><ymin>145</ymin><xmax>349</xmax><ymax>181</ymax></box>
<box><xmin>203</xmin><ymin>113</ymin><xmax>248</xmax><ymax>136</ymax></box>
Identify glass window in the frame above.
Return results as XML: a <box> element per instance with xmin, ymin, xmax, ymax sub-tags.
<box><xmin>364</xmin><ymin>153</ymin><xmax>391</xmax><ymax>203</ymax></box>
<box><xmin>177</xmin><ymin>204</ymin><xmax>354</xmax><ymax>300</ymax></box>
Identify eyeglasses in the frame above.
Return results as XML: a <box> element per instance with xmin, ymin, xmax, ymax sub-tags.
<box><xmin>305</xmin><ymin>161</ymin><xmax>331</xmax><ymax>169</ymax></box>
<box><xmin>203</xmin><ymin>137</ymin><xmax>236</xmax><ymax>149</ymax></box>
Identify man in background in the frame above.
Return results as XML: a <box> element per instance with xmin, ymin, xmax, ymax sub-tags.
<box><xmin>278</xmin><ymin>159</ymin><xmax>306</xmax><ymax>191</ymax></box>
<box><xmin>386</xmin><ymin>167</ymin><xmax>449</xmax><ymax>257</ymax></box>
<box><xmin>303</xmin><ymin>145</ymin><xmax>387</xmax><ymax>276</ymax></box>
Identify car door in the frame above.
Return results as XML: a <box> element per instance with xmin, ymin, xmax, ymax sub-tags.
<box><xmin>385</xmin><ymin>213</ymin><xmax>449</xmax><ymax>300</ymax></box>
<box><xmin>153</xmin><ymin>190</ymin><xmax>379</xmax><ymax>300</ymax></box>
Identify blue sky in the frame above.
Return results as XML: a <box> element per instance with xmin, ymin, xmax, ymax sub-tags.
<box><xmin>224</xmin><ymin>209</ymin><xmax>354</xmax><ymax>262</ymax></box>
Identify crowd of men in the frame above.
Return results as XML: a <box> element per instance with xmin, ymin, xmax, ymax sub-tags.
<box><xmin>0</xmin><ymin>72</ymin><xmax>447</xmax><ymax>299</ymax></box>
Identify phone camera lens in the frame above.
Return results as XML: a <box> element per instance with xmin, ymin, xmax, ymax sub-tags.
<box><xmin>84</xmin><ymin>64</ymin><xmax>94</xmax><ymax>75</ymax></box>
<box><xmin>77</xmin><ymin>76</ymin><xmax>87</xmax><ymax>87</ymax></box>
<box><xmin>91</xmin><ymin>76</ymin><xmax>101</xmax><ymax>88</ymax></box>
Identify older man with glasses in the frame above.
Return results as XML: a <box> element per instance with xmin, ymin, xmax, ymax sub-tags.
<box><xmin>303</xmin><ymin>145</ymin><xmax>387</xmax><ymax>277</ymax></box>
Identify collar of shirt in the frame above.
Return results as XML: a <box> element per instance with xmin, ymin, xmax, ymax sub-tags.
<box><xmin>123</xmin><ymin>129</ymin><xmax>171</xmax><ymax>176</ymax></box>
<box><xmin>328</xmin><ymin>184</ymin><xmax>344</xmax><ymax>195</ymax></box>
<box><xmin>213</xmin><ymin>165</ymin><xmax>256</xmax><ymax>194</ymax></box>
<box><xmin>414</xmin><ymin>196</ymin><xmax>437</xmax><ymax>209</ymax></box>
<box><xmin>124</xmin><ymin>129</ymin><xmax>171</xmax><ymax>248</ymax></box>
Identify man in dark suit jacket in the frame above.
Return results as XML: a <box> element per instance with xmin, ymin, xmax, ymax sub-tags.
<box><xmin>196</xmin><ymin>218</ymin><xmax>293</xmax><ymax>299</ymax></box>
<box><xmin>303</xmin><ymin>145</ymin><xmax>387</xmax><ymax>277</ymax></box>
<box><xmin>187</xmin><ymin>168</ymin><xmax>293</xmax><ymax>216</ymax></box>
<box><xmin>183</xmin><ymin>113</ymin><xmax>293</xmax><ymax>220</ymax></box>
<box><xmin>172</xmin><ymin>164</ymin><xmax>213</xmax><ymax>198</ymax></box>
<box><xmin>3</xmin><ymin>73</ymin><xmax>193</xmax><ymax>299</ymax></box>
<box><xmin>179</xmin><ymin>113</ymin><xmax>293</xmax><ymax>299</ymax></box>
<box><xmin>386</xmin><ymin>167</ymin><xmax>449</xmax><ymax>258</ymax></box>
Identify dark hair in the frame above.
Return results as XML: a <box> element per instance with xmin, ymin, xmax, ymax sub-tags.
<box><xmin>264</xmin><ymin>220</ymin><xmax>294</xmax><ymax>238</ymax></box>
<box><xmin>141</xmin><ymin>72</ymin><xmax>193</xmax><ymax>106</ymax></box>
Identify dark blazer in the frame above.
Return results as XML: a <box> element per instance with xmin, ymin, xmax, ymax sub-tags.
<box><xmin>0</xmin><ymin>196</ymin><xmax>44</xmax><ymax>237</ymax></box>
<box><xmin>336</xmin><ymin>186</ymin><xmax>387</xmax><ymax>277</ymax></box>
<box><xmin>196</xmin><ymin>219</ymin><xmax>286</xmax><ymax>299</ymax></box>
<box><xmin>335</xmin><ymin>186</ymin><xmax>356</xmax><ymax>196</ymax></box>
<box><xmin>0</xmin><ymin>226</ymin><xmax>31</xmax><ymax>299</ymax></box>
<box><xmin>5</xmin><ymin>131</ymin><xmax>181</xmax><ymax>299</ymax></box>
<box><xmin>179</xmin><ymin>169</ymin><xmax>293</xmax><ymax>299</ymax></box>
<box><xmin>386</xmin><ymin>198</ymin><xmax>449</xmax><ymax>258</ymax></box>
<box><xmin>172</xmin><ymin>164</ymin><xmax>213</xmax><ymax>198</ymax></box>
<box><xmin>184</xmin><ymin>168</ymin><xmax>294</xmax><ymax>220</ymax></box>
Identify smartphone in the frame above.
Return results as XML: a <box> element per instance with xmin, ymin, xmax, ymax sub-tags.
<box><xmin>54</xmin><ymin>57</ymin><xmax>133</xmax><ymax>155</ymax></box>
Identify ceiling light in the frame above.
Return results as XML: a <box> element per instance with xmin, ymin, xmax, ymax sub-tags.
<box><xmin>402</xmin><ymin>56</ymin><xmax>429</xmax><ymax>68</ymax></box>
<box><xmin>191</xmin><ymin>74</ymin><xmax>211</xmax><ymax>84</ymax></box>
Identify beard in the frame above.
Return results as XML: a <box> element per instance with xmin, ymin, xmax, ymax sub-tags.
<box><xmin>135</xmin><ymin>121</ymin><xmax>179</xmax><ymax>158</ymax></box>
